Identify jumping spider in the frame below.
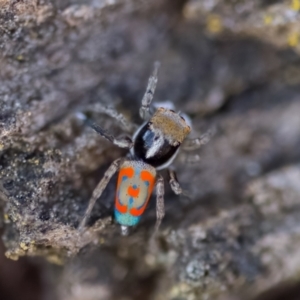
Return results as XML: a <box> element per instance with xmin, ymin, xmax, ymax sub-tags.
<box><xmin>78</xmin><ymin>62</ymin><xmax>210</xmax><ymax>235</ymax></box>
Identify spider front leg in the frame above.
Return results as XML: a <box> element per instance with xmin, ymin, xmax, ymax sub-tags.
<box><xmin>154</xmin><ymin>175</ymin><xmax>165</xmax><ymax>233</ymax></box>
<box><xmin>78</xmin><ymin>158</ymin><xmax>123</xmax><ymax>231</ymax></box>
<box><xmin>76</xmin><ymin>113</ymin><xmax>133</xmax><ymax>149</ymax></box>
<box><xmin>139</xmin><ymin>61</ymin><xmax>160</xmax><ymax>121</ymax></box>
<box><xmin>178</xmin><ymin>153</ymin><xmax>201</xmax><ymax>165</ymax></box>
<box><xmin>182</xmin><ymin>129</ymin><xmax>214</xmax><ymax>151</ymax></box>
<box><xmin>88</xmin><ymin>102</ymin><xmax>136</xmax><ymax>133</ymax></box>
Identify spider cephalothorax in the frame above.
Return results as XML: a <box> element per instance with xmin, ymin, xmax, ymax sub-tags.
<box><xmin>132</xmin><ymin>107</ymin><xmax>191</xmax><ymax>169</ymax></box>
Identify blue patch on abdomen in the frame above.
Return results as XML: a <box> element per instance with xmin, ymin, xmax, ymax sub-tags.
<box><xmin>114</xmin><ymin>210</ymin><xmax>140</xmax><ymax>226</ymax></box>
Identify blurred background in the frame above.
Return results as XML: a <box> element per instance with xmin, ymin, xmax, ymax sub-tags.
<box><xmin>1</xmin><ymin>0</ymin><xmax>300</xmax><ymax>299</ymax></box>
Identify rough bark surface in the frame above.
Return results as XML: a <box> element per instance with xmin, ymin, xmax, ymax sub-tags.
<box><xmin>1</xmin><ymin>0</ymin><xmax>300</xmax><ymax>299</ymax></box>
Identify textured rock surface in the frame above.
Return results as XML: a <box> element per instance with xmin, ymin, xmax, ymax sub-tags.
<box><xmin>1</xmin><ymin>0</ymin><xmax>300</xmax><ymax>299</ymax></box>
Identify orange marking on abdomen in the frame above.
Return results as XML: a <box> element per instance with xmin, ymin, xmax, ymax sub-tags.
<box><xmin>115</xmin><ymin>199</ymin><xmax>127</xmax><ymax>213</ymax></box>
<box><xmin>128</xmin><ymin>186</ymin><xmax>140</xmax><ymax>198</ymax></box>
<box><xmin>119</xmin><ymin>167</ymin><xmax>134</xmax><ymax>178</ymax></box>
<box><xmin>130</xmin><ymin>207</ymin><xmax>144</xmax><ymax>217</ymax></box>
<box><xmin>140</xmin><ymin>170</ymin><xmax>155</xmax><ymax>183</ymax></box>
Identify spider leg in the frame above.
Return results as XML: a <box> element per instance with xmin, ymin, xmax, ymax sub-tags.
<box><xmin>182</xmin><ymin>128</ymin><xmax>214</xmax><ymax>151</ymax></box>
<box><xmin>78</xmin><ymin>158</ymin><xmax>123</xmax><ymax>231</ymax></box>
<box><xmin>89</xmin><ymin>101</ymin><xmax>137</xmax><ymax>133</ymax></box>
<box><xmin>154</xmin><ymin>175</ymin><xmax>165</xmax><ymax>233</ymax></box>
<box><xmin>168</xmin><ymin>169</ymin><xmax>183</xmax><ymax>195</ymax></box>
<box><xmin>139</xmin><ymin>61</ymin><xmax>160</xmax><ymax>121</ymax></box>
<box><xmin>76</xmin><ymin>113</ymin><xmax>133</xmax><ymax>149</ymax></box>
<box><xmin>179</xmin><ymin>153</ymin><xmax>201</xmax><ymax>164</ymax></box>
<box><xmin>168</xmin><ymin>169</ymin><xmax>191</xmax><ymax>201</ymax></box>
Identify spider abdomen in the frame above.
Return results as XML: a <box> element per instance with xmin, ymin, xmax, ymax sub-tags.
<box><xmin>114</xmin><ymin>160</ymin><xmax>156</xmax><ymax>226</ymax></box>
